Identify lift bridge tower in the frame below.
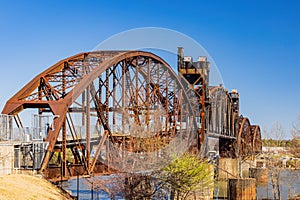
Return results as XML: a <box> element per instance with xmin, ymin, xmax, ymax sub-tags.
<box><xmin>177</xmin><ymin>47</ymin><xmax>210</xmax><ymax>155</ymax></box>
<box><xmin>177</xmin><ymin>47</ymin><xmax>240</xmax><ymax>158</ymax></box>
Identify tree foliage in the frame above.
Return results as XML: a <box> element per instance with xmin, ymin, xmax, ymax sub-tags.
<box><xmin>159</xmin><ymin>153</ymin><xmax>214</xmax><ymax>200</ymax></box>
<box><xmin>262</xmin><ymin>139</ymin><xmax>291</xmax><ymax>147</ymax></box>
<box><xmin>291</xmin><ymin>137</ymin><xmax>300</xmax><ymax>158</ymax></box>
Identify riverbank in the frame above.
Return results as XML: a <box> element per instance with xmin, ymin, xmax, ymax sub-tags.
<box><xmin>0</xmin><ymin>174</ymin><xmax>73</xmax><ymax>200</ymax></box>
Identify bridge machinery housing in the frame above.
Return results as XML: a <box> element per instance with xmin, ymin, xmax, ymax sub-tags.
<box><xmin>0</xmin><ymin>48</ymin><xmax>262</xmax><ymax>180</ymax></box>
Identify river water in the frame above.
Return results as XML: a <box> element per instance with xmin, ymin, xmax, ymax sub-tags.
<box><xmin>62</xmin><ymin>169</ymin><xmax>300</xmax><ymax>199</ymax></box>
<box><xmin>256</xmin><ymin>169</ymin><xmax>300</xmax><ymax>199</ymax></box>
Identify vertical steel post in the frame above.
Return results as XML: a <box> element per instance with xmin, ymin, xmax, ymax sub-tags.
<box><xmin>113</xmin><ymin>65</ymin><xmax>116</xmax><ymax>125</ymax></box>
<box><xmin>146</xmin><ymin>58</ymin><xmax>150</xmax><ymax>126</ymax></box>
<box><xmin>86</xmin><ymin>86</ymin><xmax>90</xmax><ymax>171</ymax></box>
<box><xmin>82</xmin><ymin>90</ymin><xmax>86</xmax><ymax>128</ymax></box>
<box><xmin>135</xmin><ymin>58</ymin><xmax>139</xmax><ymax>125</ymax></box>
<box><xmin>38</xmin><ymin>79</ymin><xmax>43</xmax><ymax>132</ymax></box>
<box><xmin>62</xmin><ymin>63</ymin><xmax>67</xmax><ymax>177</ymax></box>
<box><xmin>121</xmin><ymin>61</ymin><xmax>126</xmax><ymax>155</ymax></box>
<box><xmin>105</xmin><ymin>68</ymin><xmax>109</xmax><ymax>169</ymax></box>
<box><xmin>62</xmin><ymin>119</ymin><xmax>67</xmax><ymax>177</ymax></box>
<box><xmin>200</xmin><ymin>83</ymin><xmax>206</xmax><ymax>149</ymax></box>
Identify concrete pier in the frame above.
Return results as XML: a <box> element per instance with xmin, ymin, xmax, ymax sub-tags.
<box><xmin>249</xmin><ymin>167</ymin><xmax>268</xmax><ymax>183</ymax></box>
<box><xmin>0</xmin><ymin>143</ymin><xmax>14</xmax><ymax>175</ymax></box>
<box><xmin>241</xmin><ymin>158</ymin><xmax>256</xmax><ymax>178</ymax></box>
<box><xmin>228</xmin><ymin>178</ymin><xmax>256</xmax><ymax>200</ymax></box>
<box><xmin>218</xmin><ymin>158</ymin><xmax>238</xmax><ymax>179</ymax></box>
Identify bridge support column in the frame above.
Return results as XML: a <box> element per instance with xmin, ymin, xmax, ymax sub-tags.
<box><xmin>62</xmin><ymin>120</ymin><xmax>67</xmax><ymax>178</ymax></box>
<box><xmin>228</xmin><ymin>178</ymin><xmax>256</xmax><ymax>200</ymax></box>
<box><xmin>249</xmin><ymin>168</ymin><xmax>268</xmax><ymax>183</ymax></box>
<box><xmin>218</xmin><ymin>158</ymin><xmax>238</xmax><ymax>180</ymax></box>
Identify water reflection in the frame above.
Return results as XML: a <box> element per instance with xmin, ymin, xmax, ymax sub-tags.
<box><xmin>61</xmin><ymin>177</ymin><xmax>112</xmax><ymax>200</ymax></box>
<box><xmin>62</xmin><ymin>169</ymin><xmax>300</xmax><ymax>199</ymax></box>
<box><xmin>257</xmin><ymin>169</ymin><xmax>300</xmax><ymax>199</ymax></box>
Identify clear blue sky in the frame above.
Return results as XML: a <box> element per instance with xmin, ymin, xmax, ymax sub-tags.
<box><xmin>0</xmin><ymin>0</ymin><xmax>299</xmax><ymax>138</ymax></box>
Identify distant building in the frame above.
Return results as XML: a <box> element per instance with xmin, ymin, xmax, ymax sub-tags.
<box><xmin>262</xmin><ymin>146</ymin><xmax>288</xmax><ymax>154</ymax></box>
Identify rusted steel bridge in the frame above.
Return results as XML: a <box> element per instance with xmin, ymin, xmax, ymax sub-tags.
<box><xmin>1</xmin><ymin>48</ymin><xmax>262</xmax><ymax>180</ymax></box>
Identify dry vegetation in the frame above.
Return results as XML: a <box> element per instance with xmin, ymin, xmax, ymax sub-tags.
<box><xmin>0</xmin><ymin>174</ymin><xmax>72</xmax><ymax>200</ymax></box>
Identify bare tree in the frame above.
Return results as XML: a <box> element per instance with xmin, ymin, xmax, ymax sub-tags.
<box><xmin>286</xmin><ymin>115</ymin><xmax>300</xmax><ymax>198</ymax></box>
<box><xmin>268</xmin><ymin>121</ymin><xmax>285</xmax><ymax>200</ymax></box>
<box><xmin>291</xmin><ymin>115</ymin><xmax>300</xmax><ymax>158</ymax></box>
<box><xmin>272</xmin><ymin>121</ymin><xmax>285</xmax><ymax>147</ymax></box>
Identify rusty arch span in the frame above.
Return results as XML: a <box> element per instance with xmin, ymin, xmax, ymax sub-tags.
<box><xmin>237</xmin><ymin>117</ymin><xmax>262</xmax><ymax>157</ymax></box>
<box><xmin>2</xmin><ymin>51</ymin><xmax>198</xmax><ymax>176</ymax></box>
<box><xmin>208</xmin><ymin>86</ymin><xmax>239</xmax><ymax>138</ymax></box>
<box><xmin>251</xmin><ymin>125</ymin><xmax>262</xmax><ymax>154</ymax></box>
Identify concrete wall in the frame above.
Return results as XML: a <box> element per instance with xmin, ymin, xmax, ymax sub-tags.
<box><xmin>228</xmin><ymin>178</ymin><xmax>256</xmax><ymax>200</ymax></box>
<box><xmin>0</xmin><ymin>144</ymin><xmax>14</xmax><ymax>175</ymax></box>
<box><xmin>218</xmin><ymin>158</ymin><xmax>238</xmax><ymax>180</ymax></box>
<box><xmin>249</xmin><ymin>168</ymin><xmax>268</xmax><ymax>183</ymax></box>
<box><xmin>241</xmin><ymin>159</ymin><xmax>256</xmax><ymax>178</ymax></box>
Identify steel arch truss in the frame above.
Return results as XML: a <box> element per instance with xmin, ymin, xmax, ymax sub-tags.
<box><xmin>237</xmin><ymin>117</ymin><xmax>262</xmax><ymax>157</ymax></box>
<box><xmin>251</xmin><ymin>125</ymin><xmax>262</xmax><ymax>154</ymax></box>
<box><xmin>2</xmin><ymin>51</ymin><xmax>196</xmax><ymax>178</ymax></box>
<box><xmin>208</xmin><ymin>86</ymin><xmax>238</xmax><ymax>138</ymax></box>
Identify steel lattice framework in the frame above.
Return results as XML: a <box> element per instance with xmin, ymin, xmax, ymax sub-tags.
<box><xmin>2</xmin><ymin>51</ymin><xmax>199</xmax><ymax>178</ymax></box>
<box><xmin>208</xmin><ymin>86</ymin><xmax>239</xmax><ymax>139</ymax></box>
